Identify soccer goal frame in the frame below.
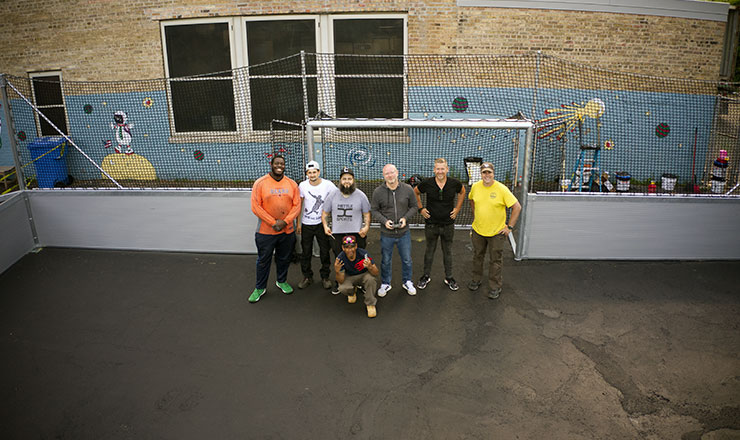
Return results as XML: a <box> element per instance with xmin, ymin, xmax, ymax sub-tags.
<box><xmin>305</xmin><ymin>117</ymin><xmax>535</xmax><ymax>261</ymax></box>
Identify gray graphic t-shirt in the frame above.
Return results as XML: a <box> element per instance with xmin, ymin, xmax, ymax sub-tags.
<box><xmin>323</xmin><ymin>189</ymin><xmax>370</xmax><ymax>234</ymax></box>
<box><xmin>299</xmin><ymin>179</ymin><xmax>337</xmax><ymax>225</ymax></box>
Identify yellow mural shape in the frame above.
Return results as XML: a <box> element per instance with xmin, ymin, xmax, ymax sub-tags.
<box><xmin>538</xmin><ymin>98</ymin><xmax>605</xmax><ymax>139</ymax></box>
<box><xmin>101</xmin><ymin>153</ymin><xmax>156</xmax><ymax>181</ymax></box>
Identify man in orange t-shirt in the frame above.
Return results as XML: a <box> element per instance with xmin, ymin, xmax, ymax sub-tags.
<box><xmin>249</xmin><ymin>155</ymin><xmax>301</xmax><ymax>303</ymax></box>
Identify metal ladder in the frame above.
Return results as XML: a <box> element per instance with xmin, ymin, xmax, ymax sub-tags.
<box><xmin>568</xmin><ymin>119</ymin><xmax>602</xmax><ymax>192</ymax></box>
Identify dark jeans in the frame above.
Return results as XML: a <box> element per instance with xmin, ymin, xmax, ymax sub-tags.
<box><xmin>300</xmin><ymin>223</ymin><xmax>331</xmax><ymax>280</ymax></box>
<box><xmin>423</xmin><ymin>223</ymin><xmax>455</xmax><ymax>278</ymax></box>
<box><xmin>255</xmin><ymin>232</ymin><xmax>295</xmax><ymax>289</ymax></box>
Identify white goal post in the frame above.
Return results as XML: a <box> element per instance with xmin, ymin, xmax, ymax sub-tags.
<box><xmin>305</xmin><ymin>118</ymin><xmax>535</xmax><ymax>261</ymax></box>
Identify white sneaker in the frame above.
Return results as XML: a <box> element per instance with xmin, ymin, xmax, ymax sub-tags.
<box><xmin>403</xmin><ymin>280</ymin><xmax>417</xmax><ymax>296</ymax></box>
<box><xmin>377</xmin><ymin>283</ymin><xmax>392</xmax><ymax>297</ymax></box>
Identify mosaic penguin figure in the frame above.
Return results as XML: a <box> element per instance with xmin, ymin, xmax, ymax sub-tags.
<box><xmin>107</xmin><ymin>111</ymin><xmax>134</xmax><ymax>155</ymax></box>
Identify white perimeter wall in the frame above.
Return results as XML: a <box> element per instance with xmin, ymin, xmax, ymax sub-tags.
<box><xmin>28</xmin><ymin>190</ymin><xmax>258</xmax><ymax>253</ymax></box>
<box><xmin>3</xmin><ymin>190</ymin><xmax>740</xmax><ymax>266</ymax></box>
<box><xmin>0</xmin><ymin>192</ymin><xmax>35</xmax><ymax>274</ymax></box>
<box><xmin>521</xmin><ymin>193</ymin><xmax>740</xmax><ymax>259</ymax></box>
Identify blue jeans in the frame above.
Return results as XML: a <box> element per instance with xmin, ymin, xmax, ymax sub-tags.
<box><xmin>255</xmin><ymin>232</ymin><xmax>295</xmax><ymax>289</ymax></box>
<box><xmin>380</xmin><ymin>230</ymin><xmax>412</xmax><ymax>285</ymax></box>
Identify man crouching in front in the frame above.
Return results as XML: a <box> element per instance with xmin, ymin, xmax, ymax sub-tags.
<box><xmin>334</xmin><ymin>235</ymin><xmax>380</xmax><ymax>318</ymax></box>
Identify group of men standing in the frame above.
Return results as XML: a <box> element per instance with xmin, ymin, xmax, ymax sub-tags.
<box><xmin>249</xmin><ymin>155</ymin><xmax>521</xmax><ymax>318</ymax></box>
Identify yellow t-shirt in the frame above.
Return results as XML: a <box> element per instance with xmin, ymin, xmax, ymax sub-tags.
<box><xmin>468</xmin><ymin>180</ymin><xmax>519</xmax><ymax>236</ymax></box>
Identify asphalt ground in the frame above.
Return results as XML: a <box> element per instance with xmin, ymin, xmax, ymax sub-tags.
<box><xmin>1</xmin><ymin>228</ymin><xmax>739</xmax><ymax>440</ymax></box>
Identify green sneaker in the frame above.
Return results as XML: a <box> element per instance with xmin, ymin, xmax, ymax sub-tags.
<box><xmin>248</xmin><ymin>288</ymin><xmax>265</xmax><ymax>303</ymax></box>
<box><xmin>276</xmin><ymin>281</ymin><xmax>293</xmax><ymax>295</ymax></box>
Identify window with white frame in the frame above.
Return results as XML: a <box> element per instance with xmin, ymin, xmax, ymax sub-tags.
<box><xmin>331</xmin><ymin>17</ymin><xmax>405</xmax><ymax>119</ymax></box>
<box><xmin>161</xmin><ymin>14</ymin><xmax>406</xmax><ymax>137</ymax></box>
<box><xmin>245</xmin><ymin>18</ymin><xmax>319</xmax><ymax>131</ymax></box>
<box><xmin>162</xmin><ymin>19</ymin><xmax>237</xmax><ymax>134</ymax></box>
<box><xmin>29</xmin><ymin>71</ymin><xmax>69</xmax><ymax>136</ymax></box>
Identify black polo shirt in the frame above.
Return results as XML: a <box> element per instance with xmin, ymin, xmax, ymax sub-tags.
<box><xmin>417</xmin><ymin>177</ymin><xmax>463</xmax><ymax>225</ymax></box>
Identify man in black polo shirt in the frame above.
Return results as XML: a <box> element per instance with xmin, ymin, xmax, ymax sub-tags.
<box><xmin>413</xmin><ymin>158</ymin><xmax>466</xmax><ymax>291</ymax></box>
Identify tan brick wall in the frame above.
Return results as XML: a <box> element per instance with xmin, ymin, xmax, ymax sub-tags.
<box><xmin>0</xmin><ymin>0</ymin><xmax>727</xmax><ymax>81</ymax></box>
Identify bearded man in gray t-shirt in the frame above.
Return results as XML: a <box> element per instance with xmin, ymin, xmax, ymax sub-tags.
<box><xmin>322</xmin><ymin>167</ymin><xmax>371</xmax><ymax>257</ymax></box>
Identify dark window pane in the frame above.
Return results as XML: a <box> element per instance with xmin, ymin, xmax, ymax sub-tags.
<box><xmin>32</xmin><ymin>75</ymin><xmax>63</xmax><ymax>106</ymax></box>
<box><xmin>333</xmin><ymin>19</ymin><xmax>403</xmax><ymax>55</ymax></box>
<box><xmin>250</xmin><ymin>53</ymin><xmax>317</xmax><ymax>76</ymax></box>
<box><xmin>246</xmin><ymin>20</ymin><xmax>316</xmax><ymax>75</ymax></box>
<box><xmin>334</xmin><ymin>19</ymin><xmax>404</xmax><ymax>74</ymax></box>
<box><xmin>165</xmin><ymin>23</ymin><xmax>232</xmax><ymax>77</ymax></box>
<box><xmin>170</xmin><ymin>80</ymin><xmax>236</xmax><ymax>132</ymax></box>
<box><xmin>39</xmin><ymin>107</ymin><xmax>68</xmax><ymax>136</ymax></box>
<box><xmin>249</xmin><ymin>77</ymin><xmax>317</xmax><ymax>130</ymax></box>
<box><xmin>335</xmin><ymin>54</ymin><xmax>403</xmax><ymax>75</ymax></box>
<box><xmin>335</xmin><ymin>78</ymin><xmax>403</xmax><ymax>119</ymax></box>
<box><xmin>333</xmin><ymin>19</ymin><xmax>404</xmax><ymax>118</ymax></box>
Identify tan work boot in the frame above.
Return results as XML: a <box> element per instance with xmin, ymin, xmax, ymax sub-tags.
<box><xmin>347</xmin><ymin>293</ymin><xmax>357</xmax><ymax>304</ymax></box>
<box><xmin>366</xmin><ymin>305</ymin><xmax>377</xmax><ymax>318</ymax></box>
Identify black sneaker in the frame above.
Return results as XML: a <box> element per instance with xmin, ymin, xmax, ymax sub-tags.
<box><xmin>488</xmin><ymin>288</ymin><xmax>501</xmax><ymax>300</ymax></box>
<box><xmin>467</xmin><ymin>280</ymin><xmax>481</xmax><ymax>291</ymax></box>
<box><xmin>444</xmin><ymin>277</ymin><xmax>459</xmax><ymax>291</ymax></box>
<box><xmin>417</xmin><ymin>274</ymin><xmax>431</xmax><ymax>289</ymax></box>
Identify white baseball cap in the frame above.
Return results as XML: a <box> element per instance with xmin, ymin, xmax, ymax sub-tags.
<box><xmin>305</xmin><ymin>160</ymin><xmax>320</xmax><ymax>171</ymax></box>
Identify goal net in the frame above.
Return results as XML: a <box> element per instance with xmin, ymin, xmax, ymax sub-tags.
<box><xmin>305</xmin><ymin>118</ymin><xmax>534</xmax><ymax>226</ymax></box>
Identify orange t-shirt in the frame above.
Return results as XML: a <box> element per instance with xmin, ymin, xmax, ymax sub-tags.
<box><xmin>251</xmin><ymin>174</ymin><xmax>300</xmax><ymax>235</ymax></box>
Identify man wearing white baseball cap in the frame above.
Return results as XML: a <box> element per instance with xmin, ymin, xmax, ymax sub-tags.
<box><xmin>297</xmin><ymin>160</ymin><xmax>337</xmax><ymax>290</ymax></box>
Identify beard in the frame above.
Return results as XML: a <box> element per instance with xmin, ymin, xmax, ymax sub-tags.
<box><xmin>340</xmin><ymin>183</ymin><xmax>356</xmax><ymax>195</ymax></box>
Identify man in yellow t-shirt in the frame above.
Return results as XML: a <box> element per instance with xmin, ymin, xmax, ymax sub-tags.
<box><xmin>467</xmin><ymin>162</ymin><xmax>522</xmax><ymax>299</ymax></box>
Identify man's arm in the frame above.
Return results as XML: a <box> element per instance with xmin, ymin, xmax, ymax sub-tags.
<box><xmin>366</xmin><ymin>262</ymin><xmax>379</xmax><ymax>277</ymax></box>
<box><xmin>508</xmin><ymin>202</ymin><xmax>522</xmax><ymax>227</ymax></box>
<box><xmin>359</xmin><ymin>211</ymin><xmax>371</xmax><ymax>238</ymax></box>
<box><xmin>296</xmin><ymin>197</ymin><xmax>305</xmax><ymax>234</ymax></box>
<box><xmin>334</xmin><ymin>257</ymin><xmax>345</xmax><ymax>284</ymax></box>
<box><xmin>322</xmin><ymin>210</ymin><xmax>332</xmax><ymax>236</ymax></box>
<box><xmin>415</xmin><ymin>186</ymin><xmax>430</xmax><ymax>220</ymax></box>
<box><xmin>450</xmin><ymin>185</ymin><xmax>466</xmax><ymax>219</ymax></box>
<box><xmin>250</xmin><ymin>180</ymin><xmax>277</xmax><ymax>226</ymax></box>
<box><xmin>284</xmin><ymin>184</ymin><xmax>301</xmax><ymax>226</ymax></box>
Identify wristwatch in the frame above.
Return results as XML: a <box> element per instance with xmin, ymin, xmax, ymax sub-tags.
<box><xmin>507</xmin><ymin>224</ymin><xmax>515</xmax><ymax>230</ymax></box>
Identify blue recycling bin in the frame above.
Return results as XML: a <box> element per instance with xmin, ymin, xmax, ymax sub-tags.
<box><xmin>28</xmin><ymin>136</ymin><xmax>71</xmax><ymax>188</ymax></box>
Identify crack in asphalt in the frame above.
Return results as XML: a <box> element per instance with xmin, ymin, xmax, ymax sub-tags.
<box><xmin>569</xmin><ymin>336</ymin><xmax>740</xmax><ymax>439</ymax></box>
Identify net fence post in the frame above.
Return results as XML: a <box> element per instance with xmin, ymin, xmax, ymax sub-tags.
<box><xmin>300</xmin><ymin>50</ymin><xmax>310</xmax><ymax>125</ymax></box>
<box><xmin>515</xmin><ymin>125</ymin><xmax>535</xmax><ymax>261</ymax></box>
<box><xmin>306</xmin><ymin>124</ymin><xmax>315</xmax><ymax>162</ymax></box>
<box><xmin>532</xmin><ymin>50</ymin><xmax>541</xmax><ymax>121</ymax></box>
<box><xmin>1</xmin><ymin>75</ymin><xmax>28</xmax><ymax>191</ymax></box>
<box><xmin>1</xmin><ymin>74</ymin><xmax>40</xmax><ymax>248</ymax></box>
